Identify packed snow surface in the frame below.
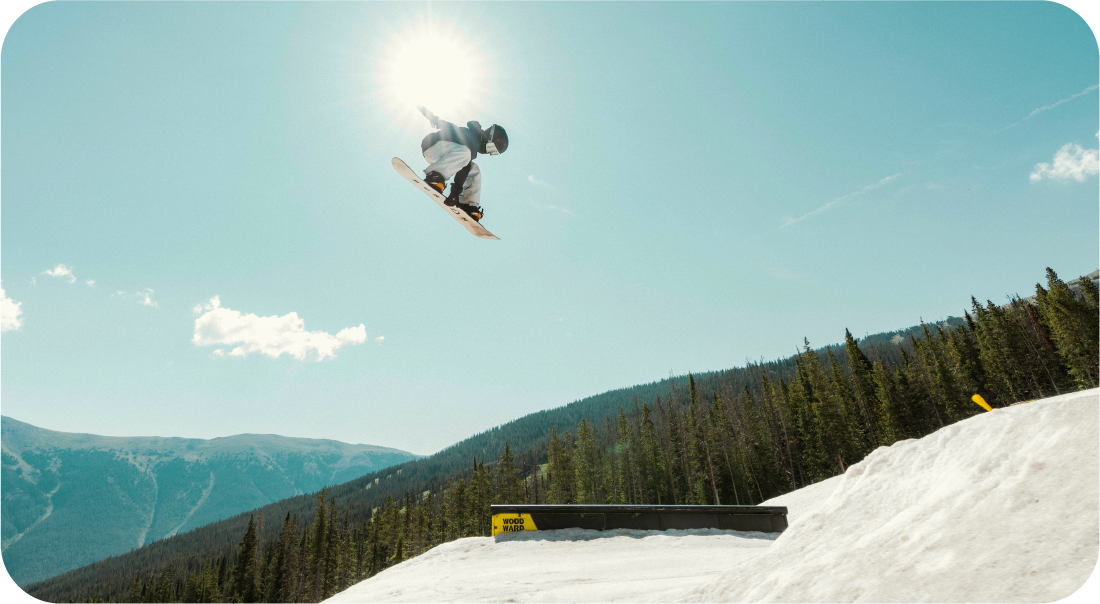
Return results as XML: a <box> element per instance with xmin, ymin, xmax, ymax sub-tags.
<box><xmin>327</xmin><ymin>389</ymin><xmax>1098</xmax><ymax>603</ymax></box>
<box><xmin>327</xmin><ymin>528</ymin><xmax>778</xmax><ymax>603</ymax></box>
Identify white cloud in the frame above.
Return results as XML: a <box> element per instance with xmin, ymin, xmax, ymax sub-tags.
<box><xmin>375</xmin><ymin>336</ymin><xmax>385</xmax><ymax>343</ymax></box>
<box><xmin>137</xmin><ymin>288</ymin><xmax>157</xmax><ymax>307</ymax></box>
<box><xmin>782</xmin><ymin>173</ymin><xmax>902</xmax><ymax>228</ymax></box>
<box><xmin>192</xmin><ymin>296</ymin><xmax>368</xmax><ymax>361</ymax></box>
<box><xmin>114</xmin><ymin>288</ymin><xmax>158</xmax><ymax>307</ymax></box>
<box><xmin>1029</xmin><ymin>143</ymin><xmax>1100</xmax><ymax>183</ymax></box>
<box><xmin>2</xmin><ymin>286</ymin><xmax>24</xmax><ymax>333</ymax></box>
<box><xmin>43</xmin><ymin>264</ymin><xmax>77</xmax><ymax>283</ymax></box>
<box><xmin>85</xmin><ymin>280</ymin><xmax>95</xmax><ymax>287</ymax></box>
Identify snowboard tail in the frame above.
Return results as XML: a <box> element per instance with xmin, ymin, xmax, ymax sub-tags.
<box><xmin>391</xmin><ymin>157</ymin><xmax>499</xmax><ymax>240</ymax></box>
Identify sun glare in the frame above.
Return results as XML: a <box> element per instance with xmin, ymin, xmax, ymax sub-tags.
<box><xmin>378</xmin><ymin>25</ymin><xmax>487</xmax><ymax>120</ymax></box>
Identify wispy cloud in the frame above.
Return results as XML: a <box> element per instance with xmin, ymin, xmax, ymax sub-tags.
<box><xmin>43</xmin><ymin>264</ymin><xmax>77</xmax><ymax>284</ymax></box>
<box><xmin>781</xmin><ymin>173</ymin><xmax>902</xmax><ymax>228</ymax></box>
<box><xmin>136</xmin><ymin>288</ymin><xmax>157</xmax><ymax>307</ymax></box>
<box><xmin>527</xmin><ymin>174</ymin><xmax>556</xmax><ymax>191</ymax></box>
<box><xmin>1027</xmin><ymin>84</ymin><xmax>1099</xmax><ymax>119</ymax></box>
<box><xmin>1000</xmin><ymin>84</ymin><xmax>1099</xmax><ymax>132</ymax></box>
<box><xmin>1030</xmin><ymin>138</ymin><xmax>1099</xmax><ymax>183</ymax></box>
<box><xmin>192</xmin><ymin>296</ymin><xmax>368</xmax><ymax>361</ymax></box>
<box><xmin>527</xmin><ymin>175</ymin><xmax>576</xmax><ymax>216</ymax></box>
<box><xmin>529</xmin><ymin>201</ymin><xmax>576</xmax><ymax>217</ymax></box>
<box><xmin>114</xmin><ymin>288</ymin><xmax>158</xmax><ymax>307</ymax></box>
<box><xmin>1</xmin><ymin>286</ymin><xmax>24</xmax><ymax>333</ymax></box>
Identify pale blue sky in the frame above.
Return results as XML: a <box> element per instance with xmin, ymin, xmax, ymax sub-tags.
<box><xmin>2</xmin><ymin>1</ymin><xmax>1097</xmax><ymax>455</ymax></box>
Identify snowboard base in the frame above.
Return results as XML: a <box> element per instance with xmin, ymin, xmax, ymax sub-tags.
<box><xmin>391</xmin><ymin>157</ymin><xmax>499</xmax><ymax>240</ymax></box>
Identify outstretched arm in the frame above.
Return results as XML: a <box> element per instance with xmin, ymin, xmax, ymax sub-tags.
<box><xmin>417</xmin><ymin>106</ymin><xmax>439</xmax><ymax>128</ymax></box>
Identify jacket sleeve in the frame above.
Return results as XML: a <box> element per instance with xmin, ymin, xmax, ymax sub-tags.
<box><xmin>466</xmin><ymin>121</ymin><xmax>486</xmax><ymax>141</ymax></box>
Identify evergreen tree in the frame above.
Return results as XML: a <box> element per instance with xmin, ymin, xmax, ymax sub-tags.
<box><xmin>233</xmin><ymin>515</ymin><xmax>259</xmax><ymax>602</ymax></box>
<box><xmin>843</xmin><ymin>329</ymin><xmax>882</xmax><ymax>448</ymax></box>
<box><xmin>637</xmin><ymin>403</ymin><xmax>667</xmax><ymax>503</ymax></box>
<box><xmin>573</xmin><ymin>420</ymin><xmax>599</xmax><ymax>503</ymax></box>
<box><xmin>546</xmin><ymin>428</ymin><xmax>567</xmax><ymax>504</ymax></box>
<box><xmin>826</xmin><ymin>348</ymin><xmax>869</xmax><ymax>464</ymax></box>
<box><xmin>614</xmin><ymin>409</ymin><xmax>634</xmax><ymax>504</ymax></box>
<box><xmin>1036</xmin><ymin>268</ymin><xmax>1099</xmax><ymax>388</ymax></box>
<box><xmin>495</xmin><ymin>443</ymin><xmax>525</xmax><ymax>504</ymax></box>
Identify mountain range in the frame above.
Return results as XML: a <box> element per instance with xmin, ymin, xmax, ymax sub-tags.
<box><xmin>1</xmin><ymin>417</ymin><xmax>418</xmax><ymax>586</ymax></box>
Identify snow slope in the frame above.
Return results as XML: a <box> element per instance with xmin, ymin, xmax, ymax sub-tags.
<box><xmin>327</xmin><ymin>528</ymin><xmax>778</xmax><ymax>603</ymax></box>
<box><xmin>685</xmin><ymin>388</ymin><xmax>1099</xmax><ymax>603</ymax></box>
<box><xmin>327</xmin><ymin>389</ymin><xmax>1098</xmax><ymax>603</ymax></box>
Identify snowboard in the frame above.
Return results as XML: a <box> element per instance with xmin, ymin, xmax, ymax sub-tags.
<box><xmin>391</xmin><ymin>157</ymin><xmax>499</xmax><ymax>240</ymax></box>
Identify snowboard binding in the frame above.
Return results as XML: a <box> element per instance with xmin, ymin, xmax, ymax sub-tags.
<box><xmin>424</xmin><ymin>171</ymin><xmax>447</xmax><ymax>194</ymax></box>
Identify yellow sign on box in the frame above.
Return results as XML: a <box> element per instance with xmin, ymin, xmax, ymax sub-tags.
<box><xmin>491</xmin><ymin>513</ymin><xmax>537</xmax><ymax>536</ymax></box>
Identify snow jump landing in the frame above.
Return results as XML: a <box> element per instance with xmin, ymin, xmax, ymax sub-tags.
<box><xmin>490</xmin><ymin>504</ymin><xmax>789</xmax><ymax>536</ymax></box>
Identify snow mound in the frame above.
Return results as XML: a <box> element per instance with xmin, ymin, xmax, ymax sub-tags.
<box><xmin>682</xmin><ymin>388</ymin><xmax>1099</xmax><ymax>603</ymax></box>
<box><xmin>327</xmin><ymin>528</ymin><xmax>775</xmax><ymax>603</ymax></box>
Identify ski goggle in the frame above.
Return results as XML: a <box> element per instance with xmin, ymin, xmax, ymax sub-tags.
<box><xmin>485</xmin><ymin>125</ymin><xmax>500</xmax><ymax>155</ymax></box>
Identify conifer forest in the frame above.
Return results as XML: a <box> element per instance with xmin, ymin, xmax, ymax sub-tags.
<box><xmin>29</xmin><ymin>269</ymin><xmax>1099</xmax><ymax>603</ymax></box>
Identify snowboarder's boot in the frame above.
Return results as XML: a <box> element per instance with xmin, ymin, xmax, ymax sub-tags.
<box><xmin>458</xmin><ymin>203</ymin><xmax>484</xmax><ymax>222</ymax></box>
<box><xmin>423</xmin><ymin>171</ymin><xmax>447</xmax><ymax>194</ymax></box>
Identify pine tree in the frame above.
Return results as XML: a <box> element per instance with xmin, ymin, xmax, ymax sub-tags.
<box><xmin>1036</xmin><ymin>268</ymin><xmax>1099</xmax><ymax>388</ymax></box>
<box><xmin>546</xmin><ymin>428</ymin><xmax>567</xmax><ymax>504</ymax></box>
<box><xmin>638</xmin><ymin>403</ymin><xmax>667</xmax><ymax>504</ymax></box>
<box><xmin>826</xmin><ymin>348</ymin><xmax>869</xmax><ymax>465</ymax></box>
<box><xmin>1080</xmin><ymin>274</ymin><xmax>1099</xmax><ymax>308</ymax></box>
<box><xmin>684</xmin><ymin>375</ymin><xmax>721</xmax><ymax>504</ymax></box>
<box><xmin>843</xmin><ymin>329</ymin><xmax>882</xmax><ymax>448</ymax></box>
<box><xmin>653</xmin><ymin>396</ymin><xmax>681</xmax><ymax>503</ymax></box>
<box><xmin>307</xmin><ymin>490</ymin><xmax>329</xmax><ymax>602</ymax></box>
<box><xmin>495</xmin><ymin>443</ymin><xmax>525</xmax><ymax>504</ymax></box>
<box><xmin>708</xmin><ymin>392</ymin><xmax>740</xmax><ymax>504</ymax></box>
<box><xmin>573</xmin><ymin>420</ymin><xmax>599</xmax><ymax>503</ymax></box>
<box><xmin>233</xmin><ymin>515</ymin><xmax>259</xmax><ymax>602</ymax></box>
<box><xmin>614</xmin><ymin>409</ymin><xmax>634</xmax><ymax>504</ymax></box>
<box><xmin>127</xmin><ymin>576</ymin><xmax>143</xmax><ymax>603</ymax></box>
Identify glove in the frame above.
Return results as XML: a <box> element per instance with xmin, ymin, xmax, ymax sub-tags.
<box><xmin>417</xmin><ymin>106</ymin><xmax>439</xmax><ymax>128</ymax></box>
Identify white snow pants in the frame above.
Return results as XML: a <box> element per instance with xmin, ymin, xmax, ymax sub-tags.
<box><xmin>423</xmin><ymin>141</ymin><xmax>482</xmax><ymax>207</ymax></box>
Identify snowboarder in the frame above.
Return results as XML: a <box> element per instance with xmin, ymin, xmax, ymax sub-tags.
<box><xmin>416</xmin><ymin>106</ymin><xmax>508</xmax><ymax>222</ymax></box>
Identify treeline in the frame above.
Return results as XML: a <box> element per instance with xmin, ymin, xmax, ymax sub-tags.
<box><xmin>31</xmin><ymin>268</ymin><xmax>1098</xmax><ymax>603</ymax></box>
<box><xmin>538</xmin><ymin>268</ymin><xmax>1097</xmax><ymax>505</ymax></box>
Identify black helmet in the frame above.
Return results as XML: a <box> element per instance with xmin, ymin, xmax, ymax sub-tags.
<box><xmin>485</xmin><ymin>124</ymin><xmax>508</xmax><ymax>155</ymax></box>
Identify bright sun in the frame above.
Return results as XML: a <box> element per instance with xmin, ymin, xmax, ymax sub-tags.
<box><xmin>378</xmin><ymin>24</ymin><xmax>487</xmax><ymax>120</ymax></box>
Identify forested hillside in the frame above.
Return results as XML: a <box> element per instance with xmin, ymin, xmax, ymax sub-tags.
<box><xmin>24</xmin><ymin>268</ymin><xmax>1098</xmax><ymax>603</ymax></box>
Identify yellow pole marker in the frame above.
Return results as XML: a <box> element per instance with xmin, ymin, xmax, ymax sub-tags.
<box><xmin>971</xmin><ymin>394</ymin><xmax>992</xmax><ymax>412</ymax></box>
<box><xmin>491</xmin><ymin>513</ymin><xmax>537</xmax><ymax>536</ymax></box>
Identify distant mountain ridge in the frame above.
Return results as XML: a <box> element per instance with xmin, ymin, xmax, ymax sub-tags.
<box><xmin>1</xmin><ymin>417</ymin><xmax>419</xmax><ymax>586</ymax></box>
